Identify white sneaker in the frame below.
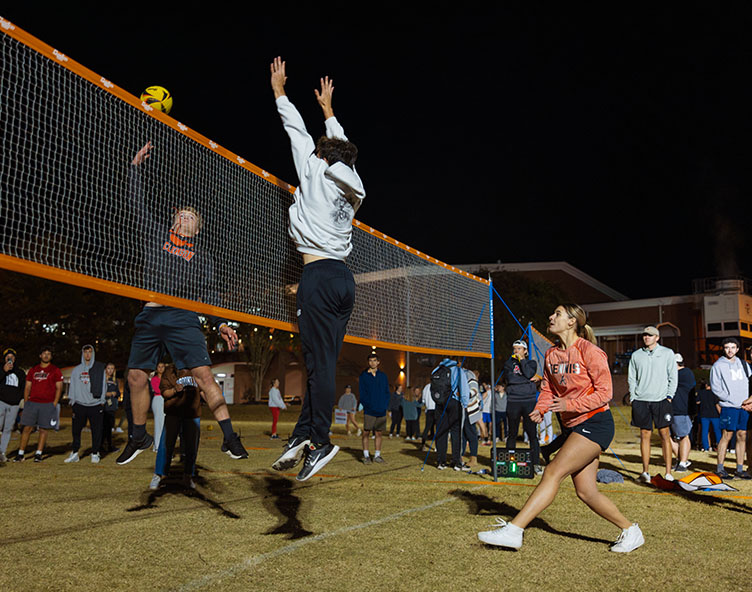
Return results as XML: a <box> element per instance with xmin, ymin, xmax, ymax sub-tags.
<box><xmin>356</xmin><ymin>429</ymin><xmax>362</xmax><ymax>436</ymax></box>
<box><xmin>0</xmin><ymin>452</ymin><xmax>7</xmax><ymax>463</ymax></box>
<box><xmin>637</xmin><ymin>472</ymin><xmax>651</xmax><ymax>483</ymax></box>
<box><xmin>610</xmin><ymin>523</ymin><xmax>645</xmax><ymax>553</ymax></box>
<box><xmin>64</xmin><ymin>452</ymin><xmax>80</xmax><ymax>463</ymax></box>
<box><xmin>149</xmin><ymin>474</ymin><xmax>162</xmax><ymax>490</ymax></box>
<box><xmin>477</xmin><ymin>518</ymin><xmax>524</xmax><ymax>549</ymax></box>
<box><xmin>664</xmin><ymin>473</ymin><xmax>674</xmax><ymax>481</ymax></box>
<box><xmin>91</xmin><ymin>453</ymin><xmax>100</xmax><ymax>464</ymax></box>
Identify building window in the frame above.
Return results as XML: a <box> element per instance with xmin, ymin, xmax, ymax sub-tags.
<box><xmin>708</xmin><ymin>323</ymin><xmax>722</xmax><ymax>332</ymax></box>
<box><xmin>724</xmin><ymin>322</ymin><xmax>739</xmax><ymax>331</ymax></box>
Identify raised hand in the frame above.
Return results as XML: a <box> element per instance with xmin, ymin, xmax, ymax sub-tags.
<box><xmin>314</xmin><ymin>76</ymin><xmax>335</xmax><ymax>119</ymax></box>
<box><xmin>132</xmin><ymin>141</ymin><xmax>152</xmax><ymax>166</ymax></box>
<box><xmin>270</xmin><ymin>56</ymin><xmax>287</xmax><ymax>99</ymax></box>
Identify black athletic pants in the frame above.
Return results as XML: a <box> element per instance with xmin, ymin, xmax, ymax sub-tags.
<box><xmin>291</xmin><ymin>260</ymin><xmax>355</xmax><ymax>446</ymax></box>
<box><xmin>421</xmin><ymin>409</ymin><xmax>436</xmax><ymax>444</ymax></box>
<box><xmin>71</xmin><ymin>403</ymin><xmax>104</xmax><ymax>454</ymax></box>
<box><xmin>435</xmin><ymin>398</ymin><xmax>462</xmax><ymax>465</ymax></box>
<box><xmin>506</xmin><ymin>399</ymin><xmax>540</xmax><ymax>465</ymax></box>
<box><xmin>102</xmin><ymin>411</ymin><xmax>116</xmax><ymax>450</ymax></box>
<box><xmin>389</xmin><ymin>407</ymin><xmax>403</xmax><ymax>435</ymax></box>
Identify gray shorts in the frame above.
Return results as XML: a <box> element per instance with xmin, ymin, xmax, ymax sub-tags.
<box><xmin>364</xmin><ymin>414</ymin><xmax>387</xmax><ymax>432</ymax></box>
<box><xmin>671</xmin><ymin>414</ymin><xmax>693</xmax><ymax>439</ymax></box>
<box><xmin>20</xmin><ymin>400</ymin><xmax>58</xmax><ymax>430</ymax></box>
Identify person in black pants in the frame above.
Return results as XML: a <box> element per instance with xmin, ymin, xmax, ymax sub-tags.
<box><xmin>389</xmin><ymin>384</ymin><xmax>404</xmax><ymax>437</ymax></box>
<box><xmin>504</xmin><ymin>340</ymin><xmax>541</xmax><ymax>472</ymax></box>
<box><xmin>269</xmin><ymin>57</ymin><xmax>365</xmax><ymax>482</ymax></box>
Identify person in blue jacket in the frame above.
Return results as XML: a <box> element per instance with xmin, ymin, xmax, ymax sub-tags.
<box><xmin>432</xmin><ymin>358</ymin><xmax>470</xmax><ymax>470</ymax></box>
<box><xmin>359</xmin><ymin>353</ymin><xmax>391</xmax><ymax>463</ymax></box>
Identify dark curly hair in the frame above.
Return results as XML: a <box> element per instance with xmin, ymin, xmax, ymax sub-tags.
<box><xmin>316</xmin><ymin>136</ymin><xmax>358</xmax><ymax>167</ymax></box>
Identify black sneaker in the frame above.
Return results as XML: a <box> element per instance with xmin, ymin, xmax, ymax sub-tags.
<box><xmin>362</xmin><ymin>455</ymin><xmax>372</xmax><ymax>464</ymax></box>
<box><xmin>221</xmin><ymin>433</ymin><xmax>248</xmax><ymax>459</ymax></box>
<box><xmin>716</xmin><ymin>467</ymin><xmax>734</xmax><ymax>480</ymax></box>
<box><xmin>372</xmin><ymin>455</ymin><xmax>385</xmax><ymax>464</ymax></box>
<box><xmin>735</xmin><ymin>470</ymin><xmax>752</xmax><ymax>480</ymax></box>
<box><xmin>296</xmin><ymin>443</ymin><xmax>340</xmax><ymax>482</ymax></box>
<box><xmin>13</xmin><ymin>452</ymin><xmax>24</xmax><ymax>463</ymax></box>
<box><xmin>33</xmin><ymin>453</ymin><xmax>43</xmax><ymax>463</ymax></box>
<box><xmin>437</xmin><ymin>463</ymin><xmax>448</xmax><ymax>470</ymax></box>
<box><xmin>454</xmin><ymin>462</ymin><xmax>472</xmax><ymax>472</ymax></box>
<box><xmin>272</xmin><ymin>436</ymin><xmax>311</xmax><ymax>471</ymax></box>
<box><xmin>116</xmin><ymin>434</ymin><xmax>154</xmax><ymax>465</ymax></box>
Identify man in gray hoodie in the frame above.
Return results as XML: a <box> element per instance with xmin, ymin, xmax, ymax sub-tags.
<box><xmin>269</xmin><ymin>57</ymin><xmax>365</xmax><ymax>482</ymax></box>
<box><xmin>709</xmin><ymin>337</ymin><xmax>751</xmax><ymax>479</ymax></box>
<box><xmin>64</xmin><ymin>345</ymin><xmax>107</xmax><ymax>464</ymax></box>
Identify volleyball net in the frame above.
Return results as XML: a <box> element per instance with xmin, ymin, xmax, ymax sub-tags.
<box><xmin>0</xmin><ymin>17</ymin><xmax>490</xmax><ymax>359</ymax></box>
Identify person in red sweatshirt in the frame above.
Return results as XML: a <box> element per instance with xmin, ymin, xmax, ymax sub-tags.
<box><xmin>477</xmin><ymin>304</ymin><xmax>644</xmax><ymax>553</ymax></box>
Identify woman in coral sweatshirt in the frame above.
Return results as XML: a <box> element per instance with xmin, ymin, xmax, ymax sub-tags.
<box><xmin>477</xmin><ymin>304</ymin><xmax>644</xmax><ymax>553</ymax></box>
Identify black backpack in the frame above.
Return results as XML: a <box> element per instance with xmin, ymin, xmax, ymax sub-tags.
<box><xmin>431</xmin><ymin>364</ymin><xmax>453</xmax><ymax>407</ymax></box>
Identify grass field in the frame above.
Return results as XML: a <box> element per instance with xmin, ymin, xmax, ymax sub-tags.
<box><xmin>1</xmin><ymin>403</ymin><xmax>749</xmax><ymax>592</ymax></box>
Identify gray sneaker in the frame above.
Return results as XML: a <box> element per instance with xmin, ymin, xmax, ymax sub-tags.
<box><xmin>373</xmin><ymin>455</ymin><xmax>385</xmax><ymax>463</ymax></box>
<box><xmin>362</xmin><ymin>455</ymin><xmax>372</xmax><ymax>464</ymax></box>
<box><xmin>149</xmin><ymin>474</ymin><xmax>162</xmax><ymax>490</ymax></box>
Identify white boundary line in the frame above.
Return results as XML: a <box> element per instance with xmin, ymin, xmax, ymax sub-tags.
<box><xmin>173</xmin><ymin>488</ymin><xmax>484</xmax><ymax>591</ymax></box>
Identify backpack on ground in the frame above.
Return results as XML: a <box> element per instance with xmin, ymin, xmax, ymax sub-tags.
<box><xmin>431</xmin><ymin>365</ymin><xmax>453</xmax><ymax>407</ymax></box>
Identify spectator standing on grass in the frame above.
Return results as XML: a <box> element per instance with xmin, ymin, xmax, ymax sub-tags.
<box><xmin>432</xmin><ymin>358</ymin><xmax>470</xmax><ymax>470</ymax></box>
<box><xmin>64</xmin><ymin>345</ymin><xmax>107</xmax><ymax>464</ymax></box>
<box><xmin>401</xmin><ymin>387</ymin><xmax>422</xmax><ymax>441</ymax></box>
<box><xmin>150</xmin><ymin>365</ymin><xmax>202</xmax><ymax>491</ymax></box>
<box><xmin>102</xmin><ymin>363</ymin><xmax>120</xmax><ymax>454</ymax></box>
<box><xmin>268</xmin><ymin>378</ymin><xmax>286</xmax><ymax>440</ymax></box>
<box><xmin>359</xmin><ymin>353</ymin><xmax>390</xmax><ymax>464</ymax></box>
<box><xmin>481</xmin><ymin>382</ymin><xmax>493</xmax><ymax>445</ymax></box>
<box><xmin>15</xmin><ymin>346</ymin><xmax>63</xmax><ymax>462</ymax></box>
<box><xmin>696</xmin><ymin>380</ymin><xmax>721</xmax><ymax>452</ymax></box>
<box><xmin>150</xmin><ymin>362</ymin><xmax>166</xmax><ymax>453</ymax></box>
<box><xmin>709</xmin><ymin>337</ymin><xmax>752</xmax><ymax>479</ymax></box>
<box><xmin>670</xmin><ymin>354</ymin><xmax>696</xmax><ymax>473</ymax></box>
<box><xmin>494</xmin><ymin>383</ymin><xmax>507</xmax><ymax>442</ymax></box>
<box><xmin>338</xmin><ymin>385</ymin><xmax>360</xmax><ymax>436</ymax></box>
<box><xmin>0</xmin><ymin>348</ymin><xmax>25</xmax><ymax>463</ymax></box>
<box><xmin>504</xmin><ymin>340</ymin><xmax>541</xmax><ymax>471</ymax></box>
<box><xmin>627</xmin><ymin>326</ymin><xmax>677</xmax><ymax>483</ymax></box>
<box><xmin>388</xmin><ymin>383</ymin><xmax>404</xmax><ymax>438</ymax></box>
<box><xmin>421</xmin><ymin>381</ymin><xmax>436</xmax><ymax>450</ymax></box>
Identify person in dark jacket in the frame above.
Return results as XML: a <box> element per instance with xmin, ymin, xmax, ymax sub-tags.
<box><xmin>0</xmin><ymin>348</ymin><xmax>25</xmax><ymax>462</ymax></box>
<box><xmin>359</xmin><ymin>353</ymin><xmax>391</xmax><ymax>463</ymax></box>
<box><xmin>670</xmin><ymin>353</ymin><xmax>696</xmax><ymax>472</ymax></box>
<box><xmin>388</xmin><ymin>384</ymin><xmax>405</xmax><ymax>438</ymax></box>
<box><xmin>504</xmin><ymin>340</ymin><xmax>541</xmax><ymax>470</ymax></box>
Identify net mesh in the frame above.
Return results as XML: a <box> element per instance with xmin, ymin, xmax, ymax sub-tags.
<box><xmin>0</xmin><ymin>20</ymin><xmax>490</xmax><ymax>357</ymax></box>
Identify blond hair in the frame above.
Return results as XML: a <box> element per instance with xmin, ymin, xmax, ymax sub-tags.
<box><xmin>561</xmin><ymin>303</ymin><xmax>596</xmax><ymax>345</ymax></box>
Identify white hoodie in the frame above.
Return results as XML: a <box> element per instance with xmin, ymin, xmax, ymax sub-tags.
<box><xmin>276</xmin><ymin>95</ymin><xmax>366</xmax><ymax>260</ymax></box>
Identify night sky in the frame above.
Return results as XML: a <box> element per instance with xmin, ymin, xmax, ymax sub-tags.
<box><xmin>4</xmin><ymin>5</ymin><xmax>752</xmax><ymax>300</ymax></box>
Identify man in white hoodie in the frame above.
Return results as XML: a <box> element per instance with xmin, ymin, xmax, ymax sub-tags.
<box><xmin>709</xmin><ymin>337</ymin><xmax>751</xmax><ymax>479</ymax></box>
<box><xmin>65</xmin><ymin>345</ymin><xmax>107</xmax><ymax>464</ymax></box>
<box><xmin>269</xmin><ymin>57</ymin><xmax>365</xmax><ymax>482</ymax></box>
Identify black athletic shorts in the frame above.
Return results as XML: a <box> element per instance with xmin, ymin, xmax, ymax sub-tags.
<box><xmin>127</xmin><ymin>306</ymin><xmax>212</xmax><ymax>371</ymax></box>
<box><xmin>571</xmin><ymin>409</ymin><xmax>615</xmax><ymax>452</ymax></box>
<box><xmin>631</xmin><ymin>399</ymin><xmax>672</xmax><ymax>431</ymax></box>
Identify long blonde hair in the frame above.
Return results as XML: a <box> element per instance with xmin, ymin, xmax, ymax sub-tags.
<box><xmin>561</xmin><ymin>303</ymin><xmax>596</xmax><ymax>345</ymax></box>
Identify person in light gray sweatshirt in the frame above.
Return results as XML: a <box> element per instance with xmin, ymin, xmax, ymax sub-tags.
<box><xmin>269</xmin><ymin>57</ymin><xmax>365</xmax><ymax>483</ymax></box>
<box><xmin>64</xmin><ymin>345</ymin><xmax>106</xmax><ymax>463</ymax></box>
<box><xmin>627</xmin><ymin>326</ymin><xmax>677</xmax><ymax>483</ymax></box>
<box><xmin>709</xmin><ymin>337</ymin><xmax>751</xmax><ymax>479</ymax></box>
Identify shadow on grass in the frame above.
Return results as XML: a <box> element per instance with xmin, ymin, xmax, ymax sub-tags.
<box><xmin>126</xmin><ymin>464</ymin><xmax>241</xmax><ymax>519</ymax></box>
<box><xmin>450</xmin><ymin>489</ymin><xmax>612</xmax><ymax>545</ymax></box>
<box><xmin>244</xmin><ymin>473</ymin><xmax>314</xmax><ymax>540</ymax></box>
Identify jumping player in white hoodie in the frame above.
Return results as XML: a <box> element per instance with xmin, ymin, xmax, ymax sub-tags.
<box><xmin>269</xmin><ymin>57</ymin><xmax>365</xmax><ymax>482</ymax></box>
